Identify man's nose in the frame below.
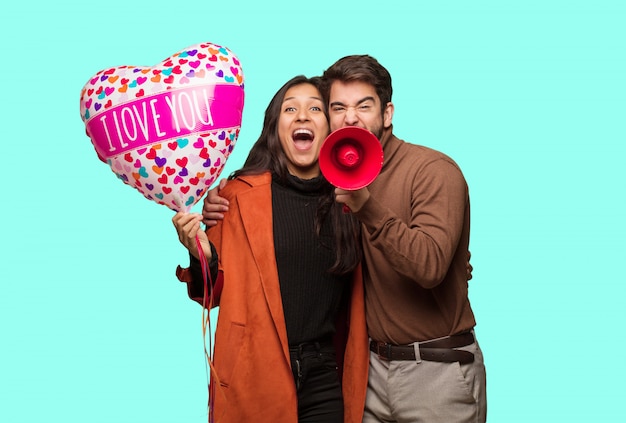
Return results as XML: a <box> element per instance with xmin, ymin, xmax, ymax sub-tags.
<box><xmin>344</xmin><ymin>107</ymin><xmax>359</xmax><ymax>125</ymax></box>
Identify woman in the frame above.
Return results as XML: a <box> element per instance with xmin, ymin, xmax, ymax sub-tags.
<box><xmin>173</xmin><ymin>76</ymin><xmax>368</xmax><ymax>423</ymax></box>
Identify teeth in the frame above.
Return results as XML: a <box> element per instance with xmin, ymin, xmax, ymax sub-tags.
<box><xmin>293</xmin><ymin>129</ymin><xmax>313</xmax><ymax>137</ymax></box>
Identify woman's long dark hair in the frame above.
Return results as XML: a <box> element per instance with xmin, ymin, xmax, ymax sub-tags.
<box><xmin>230</xmin><ymin>75</ymin><xmax>362</xmax><ymax>275</ymax></box>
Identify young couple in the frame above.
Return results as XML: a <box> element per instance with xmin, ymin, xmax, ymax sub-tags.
<box><xmin>173</xmin><ymin>55</ymin><xmax>487</xmax><ymax>423</ymax></box>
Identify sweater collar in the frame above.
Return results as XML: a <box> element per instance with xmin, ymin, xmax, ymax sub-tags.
<box><xmin>379</xmin><ymin>125</ymin><xmax>403</xmax><ymax>172</ymax></box>
<box><xmin>272</xmin><ymin>172</ymin><xmax>328</xmax><ymax>194</ymax></box>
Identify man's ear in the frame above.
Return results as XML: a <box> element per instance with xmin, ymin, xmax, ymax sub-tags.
<box><xmin>383</xmin><ymin>102</ymin><xmax>394</xmax><ymax>128</ymax></box>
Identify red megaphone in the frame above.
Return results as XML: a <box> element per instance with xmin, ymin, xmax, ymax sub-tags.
<box><xmin>319</xmin><ymin>126</ymin><xmax>384</xmax><ymax>190</ymax></box>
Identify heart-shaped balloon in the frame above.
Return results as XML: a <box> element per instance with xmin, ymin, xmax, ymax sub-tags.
<box><xmin>79</xmin><ymin>42</ymin><xmax>244</xmax><ymax>212</ymax></box>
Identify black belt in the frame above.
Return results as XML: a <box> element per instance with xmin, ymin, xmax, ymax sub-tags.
<box><xmin>370</xmin><ymin>332</ymin><xmax>475</xmax><ymax>364</ymax></box>
<box><xmin>289</xmin><ymin>339</ymin><xmax>334</xmax><ymax>356</ymax></box>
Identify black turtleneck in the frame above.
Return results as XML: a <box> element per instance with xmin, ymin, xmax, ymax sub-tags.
<box><xmin>271</xmin><ymin>173</ymin><xmax>350</xmax><ymax>346</ymax></box>
<box><xmin>186</xmin><ymin>173</ymin><xmax>350</xmax><ymax>346</ymax></box>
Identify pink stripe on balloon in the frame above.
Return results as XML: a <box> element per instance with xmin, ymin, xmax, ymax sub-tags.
<box><xmin>86</xmin><ymin>84</ymin><xmax>244</xmax><ymax>160</ymax></box>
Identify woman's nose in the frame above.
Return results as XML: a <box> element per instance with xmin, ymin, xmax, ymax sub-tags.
<box><xmin>297</xmin><ymin>109</ymin><xmax>310</xmax><ymax>121</ymax></box>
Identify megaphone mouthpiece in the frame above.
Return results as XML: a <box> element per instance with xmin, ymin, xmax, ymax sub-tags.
<box><xmin>333</xmin><ymin>142</ymin><xmax>362</xmax><ymax>169</ymax></box>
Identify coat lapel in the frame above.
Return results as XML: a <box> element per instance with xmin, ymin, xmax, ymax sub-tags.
<box><xmin>237</xmin><ymin>176</ymin><xmax>290</xmax><ymax>362</ymax></box>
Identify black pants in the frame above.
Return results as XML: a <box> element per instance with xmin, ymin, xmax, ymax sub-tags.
<box><xmin>290</xmin><ymin>341</ymin><xmax>343</xmax><ymax>423</ymax></box>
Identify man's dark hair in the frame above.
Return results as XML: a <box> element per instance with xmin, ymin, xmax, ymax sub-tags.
<box><xmin>321</xmin><ymin>54</ymin><xmax>393</xmax><ymax>113</ymax></box>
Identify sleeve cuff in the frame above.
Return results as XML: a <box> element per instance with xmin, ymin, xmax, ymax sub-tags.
<box><xmin>175</xmin><ymin>242</ymin><xmax>222</xmax><ymax>305</ymax></box>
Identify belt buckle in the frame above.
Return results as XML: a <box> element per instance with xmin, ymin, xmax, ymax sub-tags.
<box><xmin>375</xmin><ymin>341</ymin><xmax>391</xmax><ymax>361</ymax></box>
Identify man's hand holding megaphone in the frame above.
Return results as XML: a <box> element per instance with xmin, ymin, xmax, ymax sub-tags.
<box><xmin>334</xmin><ymin>187</ymin><xmax>371</xmax><ymax>213</ymax></box>
<box><xmin>318</xmin><ymin>126</ymin><xmax>384</xmax><ymax>213</ymax></box>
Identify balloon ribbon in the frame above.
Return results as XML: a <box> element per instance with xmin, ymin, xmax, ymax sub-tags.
<box><xmin>195</xmin><ymin>234</ymin><xmax>223</xmax><ymax>423</ymax></box>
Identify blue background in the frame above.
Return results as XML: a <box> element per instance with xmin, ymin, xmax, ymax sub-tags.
<box><xmin>1</xmin><ymin>1</ymin><xmax>624</xmax><ymax>421</ymax></box>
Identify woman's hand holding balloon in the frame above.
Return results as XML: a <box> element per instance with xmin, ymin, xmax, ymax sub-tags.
<box><xmin>172</xmin><ymin>212</ymin><xmax>212</xmax><ymax>261</ymax></box>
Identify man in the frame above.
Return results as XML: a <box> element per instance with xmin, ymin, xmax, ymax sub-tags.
<box><xmin>204</xmin><ymin>55</ymin><xmax>486</xmax><ymax>422</ymax></box>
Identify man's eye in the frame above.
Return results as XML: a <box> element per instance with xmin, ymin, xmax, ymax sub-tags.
<box><xmin>332</xmin><ymin>106</ymin><xmax>345</xmax><ymax>112</ymax></box>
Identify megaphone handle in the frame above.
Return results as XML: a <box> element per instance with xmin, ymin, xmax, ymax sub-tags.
<box><xmin>343</xmin><ymin>204</ymin><xmax>351</xmax><ymax>213</ymax></box>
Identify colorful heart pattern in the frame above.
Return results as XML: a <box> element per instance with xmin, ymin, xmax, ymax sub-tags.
<box><xmin>80</xmin><ymin>42</ymin><xmax>244</xmax><ymax>211</ymax></box>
